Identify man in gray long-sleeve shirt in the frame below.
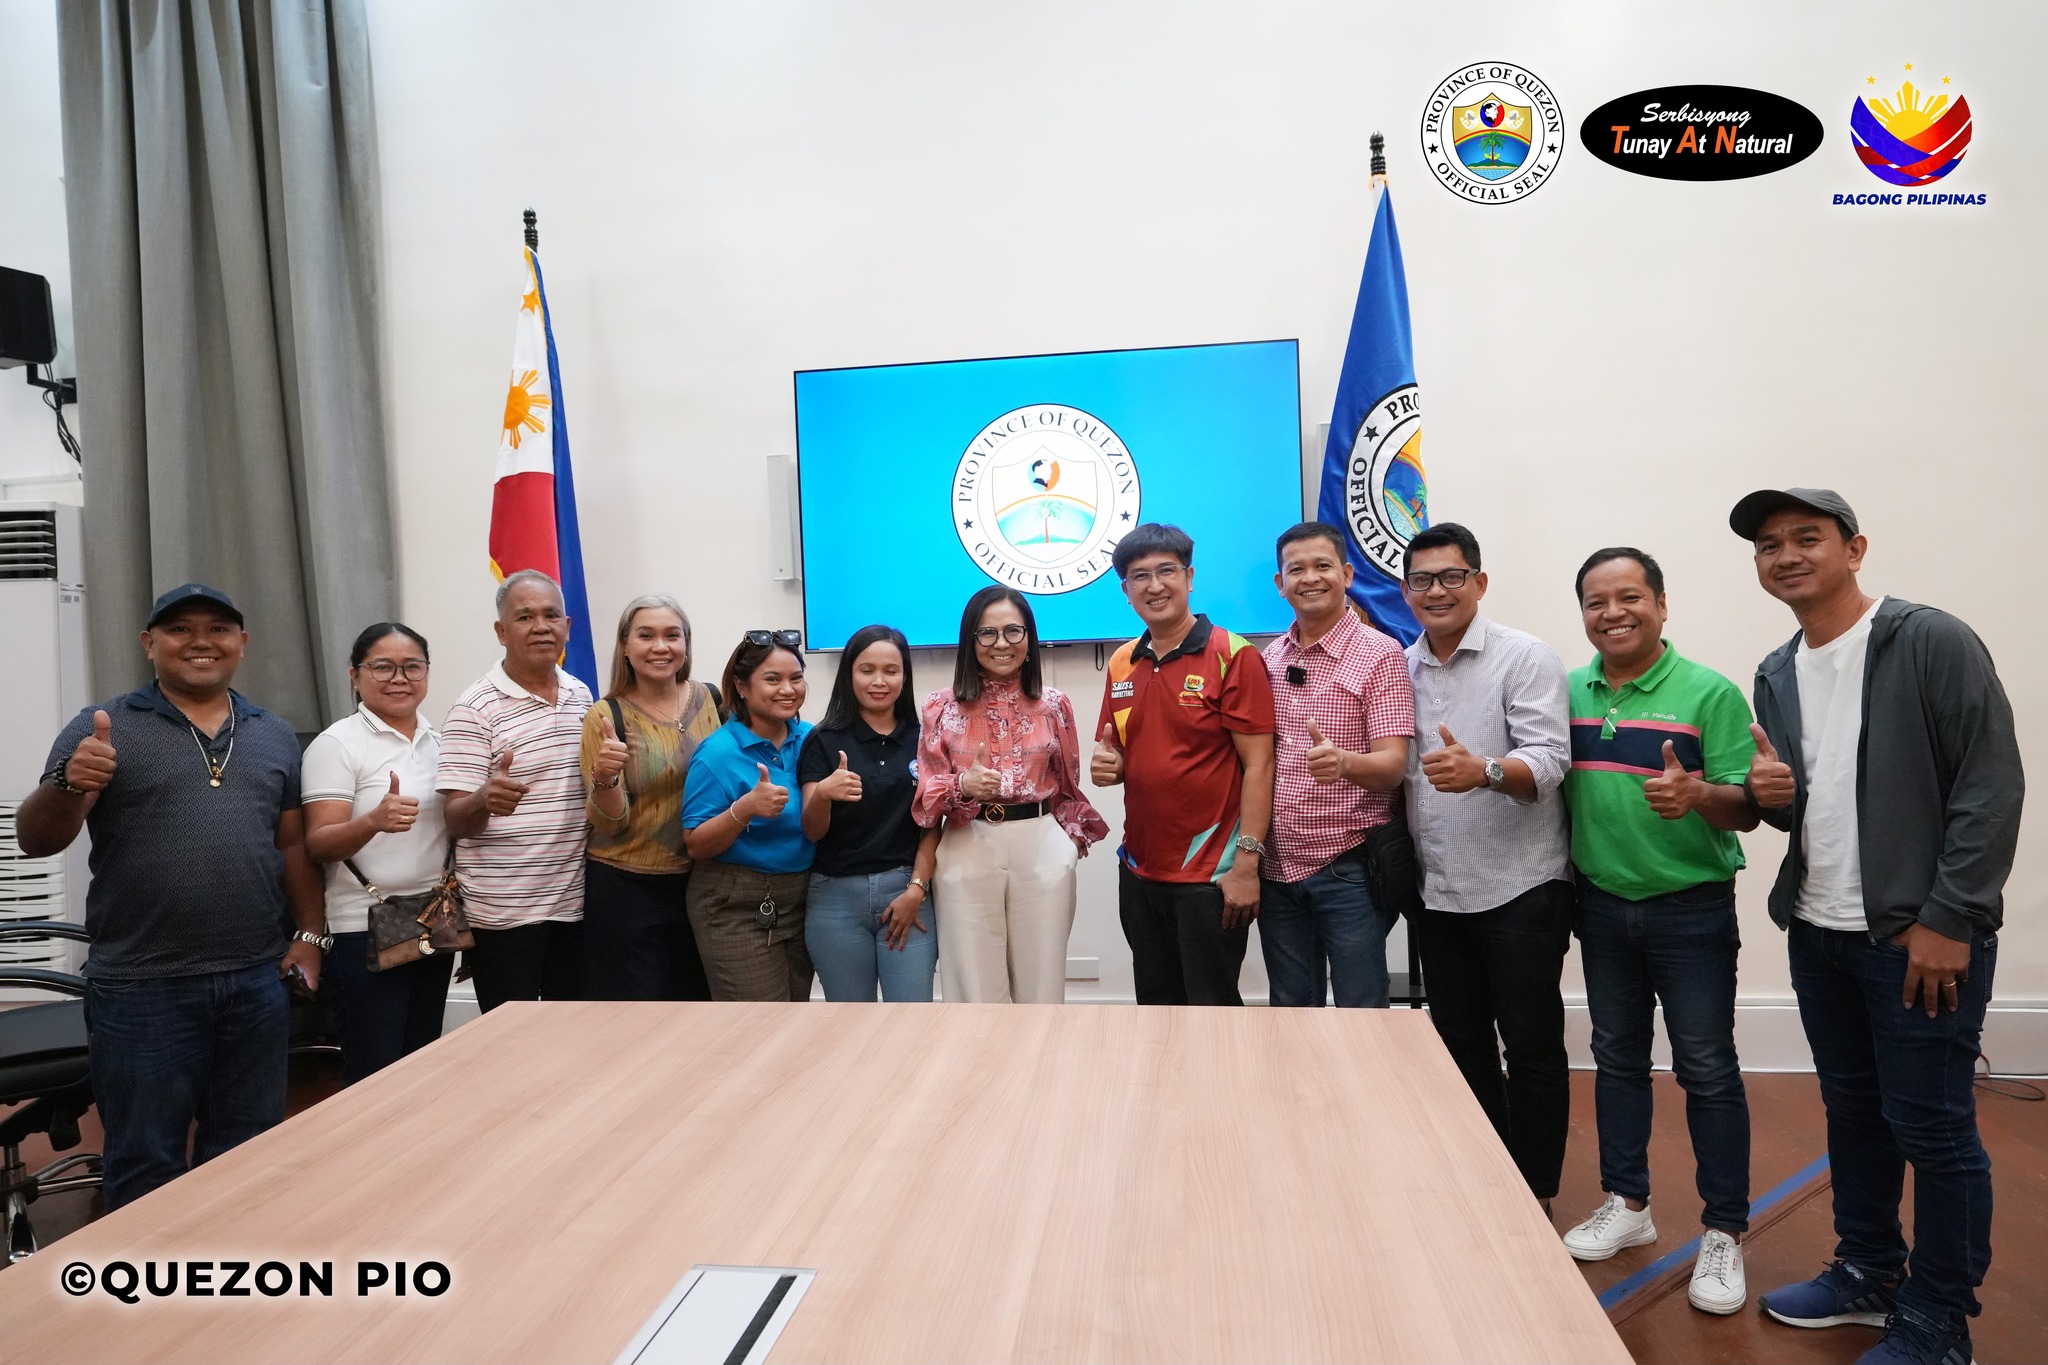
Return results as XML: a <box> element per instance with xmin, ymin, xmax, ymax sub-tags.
<box><xmin>1400</xmin><ymin>523</ymin><xmax>1575</xmax><ymax>1208</ymax></box>
<box><xmin>1735</xmin><ymin>489</ymin><xmax>2022</xmax><ymax>1365</ymax></box>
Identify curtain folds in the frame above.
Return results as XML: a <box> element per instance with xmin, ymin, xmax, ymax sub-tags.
<box><xmin>56</xmin><ymin>0</ymin><xmax>392</xmax><ymax>731</ymax></box>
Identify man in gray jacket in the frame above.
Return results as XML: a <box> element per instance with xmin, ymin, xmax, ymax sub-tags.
<box><xmin>1732</xmin><ymin>488</ymin><xmax>2021</xmax><ymax>1365</ymax></box>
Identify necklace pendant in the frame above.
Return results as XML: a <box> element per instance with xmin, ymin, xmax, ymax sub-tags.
<box><xmin>209</xmin><ymin>777</ymin><xmax>221</xmax><ymax>788</ymax></box>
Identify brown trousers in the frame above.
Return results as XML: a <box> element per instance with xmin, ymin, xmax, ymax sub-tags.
<box><xmin>685</xmin><ymin>859</ymin><xmax>814</xmax><ymax>1001</ymax></box>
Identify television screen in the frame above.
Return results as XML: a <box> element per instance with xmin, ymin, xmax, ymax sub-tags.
<box><xmin>795</xmin><ymin>339</ymin><xmax>1304</xmax><ymax>649</ymax></box>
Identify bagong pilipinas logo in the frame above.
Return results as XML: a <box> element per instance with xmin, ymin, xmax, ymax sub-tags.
<box><xmin>1833</xmin><ymin>64</ymin><xmax>1984</xmax><ymax>207</ymax></box>
<box><xmin>953</xmin><ymin>405</ymin><xmax>1140</xmax><ymax>595</ymax></box>
<box><xmin>1421</xmin><ymin>62</ymin><xmax>1564</xmax><ymax>204</ymax></box>
<box><xmin>1344</xmin><ymin>383</ymin><xmax>1427</xmax><ymax>579</ymax></box>
<box><xmin>1580</xmin><ymin>85</ymin><xmax>1823</xmax><ymax>180</ymax></box>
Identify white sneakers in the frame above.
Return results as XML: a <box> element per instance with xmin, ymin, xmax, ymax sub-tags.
<box><xmin>1562</xmin><ymin>1193</ymin><xmax>1657</xmax><ymax>1260</ymax></box>
<box><xmin>1687</xmin><ymin>1229</ymin><xmax>1746</xmax><ymax>1314</ymax></box>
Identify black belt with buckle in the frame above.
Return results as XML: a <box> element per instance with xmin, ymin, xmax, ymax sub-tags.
<box><xmin>978</xmin><ymin>800</ymin><xmax>1047</xmax><ymax>823</ymax></box>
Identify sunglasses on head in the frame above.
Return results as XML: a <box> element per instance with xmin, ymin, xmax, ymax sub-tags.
<box><xmin>745</xmin><ymin>629</ymin><xmax>803</xmax><ymax>650</ymax></box>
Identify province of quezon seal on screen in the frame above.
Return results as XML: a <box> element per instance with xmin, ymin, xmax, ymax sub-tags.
<box><xmin>953</xmin><ymin>405</ymin><xmax>1141</xmax><ymax>595</ymax></box>
<box><xmin>1421</xmin><ymin>61</ymin><xmax>1565</xmax><ymax>203</ymax></box>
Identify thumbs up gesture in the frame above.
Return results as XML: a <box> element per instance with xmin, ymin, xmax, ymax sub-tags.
<box><xmin>64</xmin><ymin>708</ymin><xmax>118</xmax><ymax>792</ymax></box>
<box><xmin>961</xmin><ymin>743</ymin><xmax>1003</xmax><ymax>803</ymax></box>
<box><xmin>742</xmin><ymin>761</ymin><xmax>790</xmax><ymax>819</ymax></box>
<box><xmin>1746</xmin><ymin>722</ymin><xmax>1795</xmax><ymax>810</ymax></box>
<box><xmin>1091</xmin><ymin>721</ymin><xmax>1125</xmax><ymax>787</ymax></box>
<box><xmin>483</xmin><ymin>747</ymin><xmax>530</xmax><ymax>816</ymax></box>
<box><xmin>592</xmin><ymin>709</ymin><xmax>629</xmax><ymax>787</ymax></box>
<box><xmin>1420</xmin><ymin>723</ymin><xmax>1486</xmax><ymax>793</ymax></box>
<box><xmin>1641</xmin><ymin>739</ymin><xmax>1702</xmax><ymax>820</ymax></box>
<box><xmin>818</xmin><ymin>749</ymin><xmax>863</xmax><ymax>802</ymax></box>
<box><xmin>1304</xmin><ymin>718</ymin><xmax>1347</xmax><ymax>786</ymax></box>
<box><xmin>368</xmin><ymin>770</ymin><xmax>423</xmax><ymax>833</ymax></box>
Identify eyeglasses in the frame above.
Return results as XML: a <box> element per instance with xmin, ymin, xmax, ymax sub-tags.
<box><xmin>1403</xmin><ymin>568</ymin><xmax>1474</xmax><ymax>593</ymax></box>
<box><xmin>745</xmin><ymin>629</ymin><xmax>803</xmax><ymax>650</ymax></box>
<box><xmin>1122</xmin><ymin>564</ymin><xmax>1186</xmax><ymax>590</ymax></box>
<box><xmin>360</xmin><ymin>660</ymin><xmax>428</xmax><ymax>682</ymax></box>
<box><xmin>974</xmin><ymin>624</ymin><xmax>1029</xmax><ymax>646</ymax></box>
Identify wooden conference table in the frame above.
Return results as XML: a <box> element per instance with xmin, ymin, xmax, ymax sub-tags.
<box><xmin>0</xmin><ymin>1002</ymin><xmax>1627</xmax><ymax>1363</ymax></box>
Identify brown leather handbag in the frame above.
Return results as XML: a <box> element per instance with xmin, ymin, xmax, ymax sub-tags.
<box><xmin>348</xmin><ymin>854</ymin><xmax>474</xmax><ymax>971</ymax></box>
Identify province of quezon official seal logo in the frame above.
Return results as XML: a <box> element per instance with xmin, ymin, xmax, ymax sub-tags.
<box><xmin>1345</xmin><ymin>383</ymin><xmax>1428</xmax><ymax>578</ymax></box>
<box><xmin>953</xmin><ymin>405</ymin><xmax>1141</xmax><ymax>595</ymax></box>
<box><xmin>1421</xmin><ymin>61</ymin><xmax>1565</xmax><ymax>204</ymax></box>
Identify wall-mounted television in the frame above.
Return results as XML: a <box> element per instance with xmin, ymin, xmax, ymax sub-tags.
<box><xmin>795</xmin><ymin>339</ymin><xmax>1304</xmax><ymax>649</ymax></box>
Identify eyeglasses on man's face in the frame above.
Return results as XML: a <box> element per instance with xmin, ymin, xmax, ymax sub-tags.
<box><xmin>975</xmin><ymin>623</ymin><xmax>1029</xmax><ymax>646</ymax></box>
<box><xmin>1403</xmin><ymin>568</ymin><xmax>1474</xmax><ymax>594</ymax></box>
<box><xmin>745</xmin><ymin>629</ymin><xmax>803</xmax><ymax>650</ymax></box>
<box><xmin>360</xmin><ymin>660</ymin><xmax>428</xmax><ymax>682</ymax></box>
<box><xmin>1122</xmin><ymin>564</ymin><xmax>1186</xmax><ymax>590</ymax></box>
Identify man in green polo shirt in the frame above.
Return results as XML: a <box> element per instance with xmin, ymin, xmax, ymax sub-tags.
<box><xmin>1557</xmin><ymin>547</ymin><xmax>1762</xmax><ymax>1318</ymax></box>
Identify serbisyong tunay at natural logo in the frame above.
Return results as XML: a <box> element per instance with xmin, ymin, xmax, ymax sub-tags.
<box><xmin>1579</xmin><ymin>84</ymin><xmax>1823</xmax><ymax>180</ymax></box>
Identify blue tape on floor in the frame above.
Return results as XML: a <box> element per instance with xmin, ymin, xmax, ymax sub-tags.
<box><xmin>1596</xmin><ymin>1153</ymin><xmax>1832</xmax><ymax>1311</ymax></box>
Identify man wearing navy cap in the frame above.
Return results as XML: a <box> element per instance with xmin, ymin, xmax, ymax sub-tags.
<box><xmin>1730</xmin><ymin>490</ymin><xmax>2023</xmax><ymax>1365</ymax></box>
<box><xmin>17</xmin><ymin>584</ymin><xmax>326</xmax><ymax>1208</ymax></box>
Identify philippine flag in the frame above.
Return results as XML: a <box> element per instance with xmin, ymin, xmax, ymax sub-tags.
<box><xmin>490</xmin><ymin>245</ymin><xmax>599</xmax><ymax>690</ymax></box>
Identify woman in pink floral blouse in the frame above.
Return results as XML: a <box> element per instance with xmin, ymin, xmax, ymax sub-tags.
<box><xmin>915</xmin><ymin>587</ymin><xmax>1108</xmax><ymax>1002</ymax></box>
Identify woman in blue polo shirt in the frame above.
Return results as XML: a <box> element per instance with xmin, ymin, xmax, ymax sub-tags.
<box><xmin>682</xmin><ymin>631</ymin><xmax>815</xmax><ymax>1001</ymax></box>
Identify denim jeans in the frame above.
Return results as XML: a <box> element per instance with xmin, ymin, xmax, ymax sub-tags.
<box><xmin>806</xmin><ymin>867</ymin><xmax>937</xmax><ymax>1002</ymax></box>
<box><xmin>1789</xmin><ymin>917</ymin><xmax>1996</xmax><ymax>1326</ymax></box>
<box><xmin>327</xmin><ymin>932</ymin><xmax>454</xmax><ymax>1085</ymax></box>
<box><xmin>1577</xmin><ymin>879</ymin><xmax>1751</xmax><ymax>1232</ymax></box>
<box><xmin>1260</xmin><ymin>845</ymin><xmax>1400</xmax><ymax>1007</ymax></box>
<box><xmin>83</xmin><ymin>960</ymin><xmax>290</xmax><ymax>1209</ymax></box>
<box><xmin>1412</xmin><ymin>880</ymin><xmax>1574</xmax><ymax>1199</ymax></box>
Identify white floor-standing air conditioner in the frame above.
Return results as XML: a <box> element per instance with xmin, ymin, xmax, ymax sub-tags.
<box><xmin>0</xmin><ymin>501</ymin><xmax>88</xmax><ymax>993</ymax></box>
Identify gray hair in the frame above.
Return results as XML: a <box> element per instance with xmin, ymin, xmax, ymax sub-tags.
<box><xmin>495</xmin><ymin>568</ymin><xmax>563</xmax><ymax>614</ymax></box>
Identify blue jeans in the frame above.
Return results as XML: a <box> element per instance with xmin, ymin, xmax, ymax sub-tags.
<box><xmin>1577</xmin><ymin>879</ymin><xmax>1751</xmax><ymax>1232</ymax></box>
<box><xmin>1260</xmin><ymin>846</ymin><xmax>1399</xmax><ymax>1007</ymax></box>
<box><xmin>327</xmin><ymin>932</ymin><xmax>454</xmax><ymax>1085</ymax></box>
<box><xmin>83</xmin><ymin>960</ymin><xmax>290</xmax><ymax>1209</ymax></box>
<box><xmin>1789</xmin><ymin>917</ymin><xmax>1996</xmax><ymax>1326</ymax></box>
<box><xmin>806</xmin><ymin>868</ymin><xmax>937</xmax><ymax>1002</ymax></box>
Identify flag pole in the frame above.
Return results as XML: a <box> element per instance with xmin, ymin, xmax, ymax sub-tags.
<box><xmin>1369</xmin><ymin>130</ymin><xmax>1387</xmax><ymax>188</ymax></box>
<box><xmin>523</xmin><ymin>207</ymin><xmax>538</xmax><ymax>251</ymax></box>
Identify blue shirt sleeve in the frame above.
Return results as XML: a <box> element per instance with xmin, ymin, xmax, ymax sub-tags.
<box><xmin>681</xmin><ymin>732</ymin><xmax>742</xmax><ymax>831</ymax></box>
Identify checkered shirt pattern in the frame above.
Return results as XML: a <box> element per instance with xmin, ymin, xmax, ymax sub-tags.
<box><xmin>1262</xmin><ymin>610</ymin><xmax>1417</xmax><ymax>883</ymax></box>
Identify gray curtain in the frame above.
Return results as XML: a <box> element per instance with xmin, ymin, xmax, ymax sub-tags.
<box><xmin>56</xmin><ymin>0</ymin><xmax>392</xmax><ymax>732</ymax></box>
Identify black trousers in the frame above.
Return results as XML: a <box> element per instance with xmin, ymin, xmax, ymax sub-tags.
<box><xmin>581</xmin><ymin>859</ymin><xmax>712</xmax><ymax>1001</ymax></box>
<box><xmin>468</xmin><ymin>920</ymin><xmax>584</xmax><ymax>1013</ymax></box>
<box><xmin>1412</xmin><ymin>879</ymin><xmax>1574</xmax><ymax>1198</ymax></box>
<box><xmin>1118</xmin><ymin>864</ymin><xmax>1249</xmax><ymax>1006</ymax></box>
<box><xmin>328</xmin><ymin>931</ymin><xmax>454</xmax><ymax>1083</ymax></box>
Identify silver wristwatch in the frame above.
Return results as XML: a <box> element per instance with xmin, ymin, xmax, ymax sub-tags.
<box><xmin>1483</xmin><ymin>758</ymin><xmax>1507</xmax><ymax>792</ymax></box>
<box><xmin>293</xmin><ymin>929</ymin><xmax>335</xmax><ymax>953</ymax></box>
<box><xmin>1234</xmin><ymin>834</ymin><xmax>1268</xmax><ymax>857</ymax></box>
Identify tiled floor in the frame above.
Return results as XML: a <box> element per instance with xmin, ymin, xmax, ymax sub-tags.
<box><xmin>7</xmin><ymin>1052</ymin><xmax>2046</xmax><ymax>1362</ymax></box>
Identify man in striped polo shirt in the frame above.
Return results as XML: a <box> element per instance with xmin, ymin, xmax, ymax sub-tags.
<box><xmin>438</xmin><ymin>570</ymin><xmax>594</xmax><ymax>1010</ymax></box>
<box><xmin>1260</xmin><ymin>522</ymin><xmax>1416</xmax><ymax>1008</ymax></box>
<box><xmin>1093</xmin><ymin>523</ymin><xmax>1274</xmax><ymax>1006</ymax></box>
<box><xmin>1558</xmin><ymin>547</ymin><xmax>1759</xmax><ymax>1317</ymax></box>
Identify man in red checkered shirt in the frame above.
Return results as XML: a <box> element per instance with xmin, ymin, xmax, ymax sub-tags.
<box><xmin>1260</xmin><ymin>522</ymin><xmax>1417</xmax><ymax>1006</ymax></box>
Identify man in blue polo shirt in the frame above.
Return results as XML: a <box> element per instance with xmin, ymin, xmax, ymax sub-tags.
<box><xmin>17</xmin><ymin>584</ymin><xmax>327</xmax><ymax>1208</ymax></box>
<box><xmin>1557</xmin><ymin>547</ymin><xmax>1759</xmax><ymax>1317</ymax></box>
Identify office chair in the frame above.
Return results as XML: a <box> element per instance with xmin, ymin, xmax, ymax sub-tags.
<box><xmin>0</xmin><ymin>920</ymin><xmax>100</xmax><ymax>1261</ymax></box>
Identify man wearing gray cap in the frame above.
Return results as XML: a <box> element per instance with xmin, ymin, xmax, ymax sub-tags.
<box><xmin>1730</xmin><ymin>490</ymin><xmax>2022</xmax><ymax>1365</ymax></box>
<box><xmin>17</xmin><ymin>584</ymin><xmax>327</xmax><ymax>1208</ymax></box>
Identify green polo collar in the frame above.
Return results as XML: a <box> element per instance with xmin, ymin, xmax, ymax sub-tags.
<box><xmin>1583</xmin><ymin>639</ymin><xmax>1680</xmax><ymax>697</ymax></box>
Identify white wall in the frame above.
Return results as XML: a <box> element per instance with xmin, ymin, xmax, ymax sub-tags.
<box><xmin>0</xmin><ymin>0</ymin><xmax>81</xmax><ymax>498</ymax></box>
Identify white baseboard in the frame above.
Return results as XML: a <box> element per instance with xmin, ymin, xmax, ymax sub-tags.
<box><xmin>437</xmin><ymin>987</ymin><xmax>2048</xmax><ymax>1077</ymax></box>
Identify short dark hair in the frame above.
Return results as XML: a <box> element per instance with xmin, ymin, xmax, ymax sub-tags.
<box><xmin>1574</xmin><ymin>547</ymin><xmax>1666</xmax><ymax>602</ymax></box>
<box><xmin>1275</xmin><ymin>521</ymin><xmax>1347</xmax><ymax>566</ymax></box>
<box><xmin>719</xmin><ymin>636</ymin><xmax>805</xmax><ymax>726</ymax></box>
<box><xmin>349</xmin><ymin>622</ymin><xmax>429</xmax><ymax>670</ymax></box>
<box><xmin>1111</xmin><ymin>523</ymin><xmax>1194</xmax><ymax>579</ymax></box>
<box><xmin>821</xmin><ymin>624</ymin><xmax>915</xmax><ymax>732</ymax></box>
<box><xmin>1403</xmin><ymin>522</ymin><xmax>1481</xmax><ymax>573</ymax></box>
<box><xmin>952</xmin><ymin>586</ymin><xmax>1043</xmax><ymax>704</ymax></box>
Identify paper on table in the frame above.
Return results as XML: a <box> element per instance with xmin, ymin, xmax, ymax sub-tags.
<box><xmin>613</xmin><ymin>1265</ymin><xmax>816</xmax><ymax>1365</ymax></box>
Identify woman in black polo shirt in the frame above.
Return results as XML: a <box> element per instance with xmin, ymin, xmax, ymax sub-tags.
<box><xmin>798</xmin><ymin>624</ymin><xmax>939</xmax><ymax>1001</ymax></box>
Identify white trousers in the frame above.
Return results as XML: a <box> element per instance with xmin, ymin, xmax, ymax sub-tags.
<box><xmin>934</xmin><ymin>815</ymin><xmax>1078</xmax><ymax>1003</ymax></box>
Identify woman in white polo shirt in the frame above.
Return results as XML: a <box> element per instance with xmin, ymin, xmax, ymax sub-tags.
<box><xmin>302</xmin><ymin>623</ymin><xmax>451</xmax><ymax>1083</ymax></box>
